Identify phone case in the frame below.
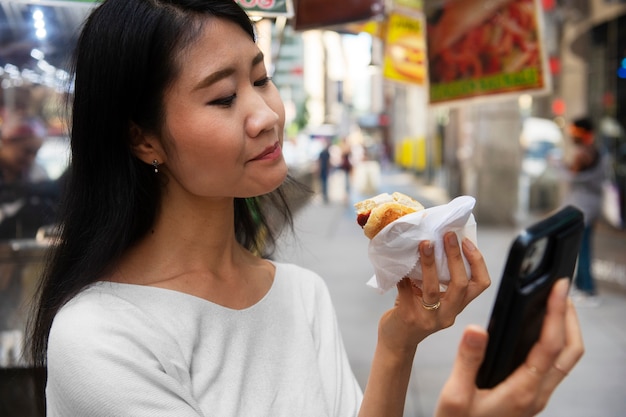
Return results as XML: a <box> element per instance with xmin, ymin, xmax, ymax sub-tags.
<box><xmin>476</xmin><ymin>205</ymin><xmax>584</xmax><ymax>389</ymax></box>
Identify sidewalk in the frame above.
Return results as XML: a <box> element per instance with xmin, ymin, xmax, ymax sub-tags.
<box><xmin>274</xmin><ymin>166</ymin><xmax>626</xmax><ymax>417</ymax></box>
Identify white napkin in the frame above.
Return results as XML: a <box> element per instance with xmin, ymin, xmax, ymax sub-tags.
<box><xmin>366</xmin><ymin>195</ymin><xmax>477</xmax><ymax>294</ymax></box>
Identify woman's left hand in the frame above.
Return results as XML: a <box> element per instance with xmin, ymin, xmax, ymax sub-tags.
<box><xmin>359</xmin><ymin>232</ymin><xmax>491</xmax><ymax>417</ymax></box>
<box><xmin>378</xmin><ymin>232</ymin><xmax>491</xmax><ymax>355</ymax></box>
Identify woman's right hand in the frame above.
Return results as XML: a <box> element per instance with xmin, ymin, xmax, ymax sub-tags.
<box><xmin>435</xmin><ymin>278</ymin><xmax>584</xmax><ymax>417</ymax></box>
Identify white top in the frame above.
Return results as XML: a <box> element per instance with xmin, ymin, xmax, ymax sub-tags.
<box><xmin>46</xmin><ymin>262</ymin><xmax>363</xmax><ymax>416</ymax></box>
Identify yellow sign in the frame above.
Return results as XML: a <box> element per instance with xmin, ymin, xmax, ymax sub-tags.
<box><xmin>383</xmin><ymin>13</ymin><xmax>427</xmax><ymax>85</ymax></box>
<box><xmin>344</xmin><ymin>20</ymin><xmax>384</xmax><ymax>38</ymax></box>
<box><xmin>392</xmin><ymin>0</ymin><xmax>423</xmax><ymax>11</ymax></box>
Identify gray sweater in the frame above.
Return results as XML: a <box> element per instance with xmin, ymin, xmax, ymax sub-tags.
<box><xmin>562</xmin><ymin>152</ymin><xmax>609</xmax><ymax>225</ymax></box>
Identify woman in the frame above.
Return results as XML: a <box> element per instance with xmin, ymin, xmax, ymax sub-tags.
<box><xmin>29</xmin><ymin>1</ymin><xmax>582</xmax><ymax>416</ymax></box>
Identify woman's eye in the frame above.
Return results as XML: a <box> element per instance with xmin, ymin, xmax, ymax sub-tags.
<box><xmin>254</xmin><ymin>76</ymin><xmax>272</xmax><ymax>87</ymax></box>
<box><xmin>208</xmin><ymin>94</ymin><xmax>236</xmax><ymax>107</ymax></box>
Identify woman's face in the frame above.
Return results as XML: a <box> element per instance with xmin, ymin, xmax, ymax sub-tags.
<box><xmin>157</xmin><ymin>18</ymin><xmax>287</xmax><ymax>199</ymax></box>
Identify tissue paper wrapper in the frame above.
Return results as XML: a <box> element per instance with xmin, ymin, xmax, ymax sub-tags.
<box><xmin>366</xmin><ymin>196</ymin><xmax>477</xmax><ymax>293</ymax></box>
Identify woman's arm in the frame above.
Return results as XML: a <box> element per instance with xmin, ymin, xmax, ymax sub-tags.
<box><xmin>359</xmin><ymin>233</ymin><xmax>491</xmax><ymax>417</ymax></box>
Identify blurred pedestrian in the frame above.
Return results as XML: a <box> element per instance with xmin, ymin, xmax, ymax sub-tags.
<box><xmin>561</xmin><ymin>117</ymin><xmax>608</xmax><ymax>306</ymax></box>
<box><xmin>29</xmin><ymin>1</ymin><xmax>582</xmax><ymax>416</ymax></box>
<box><xmin>0</xmin><ymin>116</ymin><xmax>54</xmax><ymax>239</ymax></box>
<box><xmin>318</xmin><ymin>140</ymin><xmax>331</xmax><ymax>203</ymax></box>
<box><xmin>0</xmin><ymin>116</ymin><xmax>48</xmax><ymax>185</ymax></box>
<box><xmin>339</xmin><ymin>141</ymin><xmax>353</xmax><ymax>199</ymax></box>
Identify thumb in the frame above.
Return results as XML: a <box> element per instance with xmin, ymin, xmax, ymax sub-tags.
<box><xmin>437</xmin><ymin>325</ymin><xmax>488</xmax><ymax>415</ymax></box>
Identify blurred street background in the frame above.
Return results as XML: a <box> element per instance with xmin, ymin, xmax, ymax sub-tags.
<box><xmin>2</xmin><ymin>0</ymin><xmax>626</xmax><ymax>415</ymax></box>
<box><xmin>275</xmin><ymin>166</ymin><xmax>626</xmax><ymax>417</ymax></box>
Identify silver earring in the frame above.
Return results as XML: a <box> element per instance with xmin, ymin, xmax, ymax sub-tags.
<box><xmin>152</xmin><ymin>159</ymin><xmax>159</xmax><ymax>173</ymax></box>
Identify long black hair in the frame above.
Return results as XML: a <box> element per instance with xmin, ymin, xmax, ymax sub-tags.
<box><xmin>28</xmin><ymin>0</ymin><xmax>301</xmax><ymax>367</ymax></box>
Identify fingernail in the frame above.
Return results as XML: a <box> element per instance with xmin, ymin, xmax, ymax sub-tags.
<box><xmin>463</xmin><ymin>326</ymin><xmax>486</xmax><ymax>348</ymax></box>
<box><xmin>462</xmin><ymin>238</ymin><xmax>476</xmax><ymax>252</ymax></box>
<box><xmin>421</xmin><ymin>241</ymin><xmax>433</xmax><ymax>256</ymax></box>
<box><xmin>446</xmin><ymin>232</ymin><xmax>458</xmax><ymax>247</ymax></box>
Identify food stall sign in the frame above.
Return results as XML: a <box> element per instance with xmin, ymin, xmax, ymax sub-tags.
<box><xmin>234</xmin><ymin>0</ymin><xmax>294</xmax><ymax>17</ymax></box>
<box><xmin>8</xmin><ymin>0</ymin><xmax>98</xmax><ymax>5</ymax></box>
<box><xmin>383</xmin><ymin>12</ymin><xmax>427</xmax><ymax>86</ymax></box>
<box><xmin>26</xmin><ymin>0</ymin><xmax>294</xmax><ymax>17</ymax></box>
<box><xmin>392</xmin><ymin>0</ymin><xmax>423</xmax><ymax>11</ymax></box>
<box><xmin>425</xmin><ymin>0</ymin><xmax>550</xmax><ymax>105</ymax></box>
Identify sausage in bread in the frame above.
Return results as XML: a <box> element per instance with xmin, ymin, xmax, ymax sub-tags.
<box><xmin>354</xmin><ymin>192</ymin><xmax>425</xmax><ymax>239</ymax></box>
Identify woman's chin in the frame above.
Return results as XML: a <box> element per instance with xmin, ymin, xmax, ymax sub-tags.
<box><xmin>248</xmin><ymin>164</ymin><xmax>289</xmax><ymax>196</ymax></box>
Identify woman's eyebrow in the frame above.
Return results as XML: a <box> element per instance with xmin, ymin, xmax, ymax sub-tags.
<box><xmin>193</xmin><ymin>68</ymin><xmax>235</xmax><ymax>91</ymax></box>
<box><xmin>192</xmin><ymin>51</ymin><xmax>266</xmax><ymax>92</ymax></box>
<box><xmin>252</xmin><ymin>51</ymin><xmax>264</xmax><ymax>67</ymax></box>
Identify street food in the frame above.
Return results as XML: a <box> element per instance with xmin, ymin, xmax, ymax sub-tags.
<box><xmin>355</xmin><ymin>192</ymin><xmax>424</xmax><ymax>239</ymax></box>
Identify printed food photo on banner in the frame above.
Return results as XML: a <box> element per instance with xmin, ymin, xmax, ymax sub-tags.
<box><xmin>383</xmin><ymin>12</ymin><xmax>427</xmax><ymax>86</ymax></box>
<box><xmin>425</xmin><ymin>0</ymin><xmax>549</xmax><ymax>104</ymax></box>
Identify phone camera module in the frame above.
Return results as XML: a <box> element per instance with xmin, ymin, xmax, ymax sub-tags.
<box><xmin>520</xmin><ymin>237</ymin><xmax>548</xmax><ymax>279</ymax></box>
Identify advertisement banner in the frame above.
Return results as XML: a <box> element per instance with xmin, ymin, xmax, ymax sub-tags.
<box><xmin>425</xmin><ymin>0</ymin><xmax>549</xmax><ymax>105</ymax></box>
<box><xmin>235</xmin><ymin>0</ymin><xmax>293</xmax><ymax>17</ymax></box>
<box><xmin>293</xmin><ymin>0</ymin><xmax>383</xmax><ymax>30</ymax></box>
<box><xmin>13</xmin><ymin>1</ymin><xmax>97</xmax><ymax>5</ymax></box>
<box><xmin>392</xmin><ymin>0</ymin><xmax>423</xmax><ymax>12</ymax></box>
<box><xmin>383</xmin><ymin>12</ymin><xmax>427</xmax><ymax>86</ymax></box>
<box><xmin>38</xmin><ymin>0</ymin><xmax>294</xmax><ymax>16</ymax></box>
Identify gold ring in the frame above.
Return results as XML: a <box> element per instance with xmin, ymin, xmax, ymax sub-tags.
<box><xmin>422</xmin><ymin>300</ymin><xmax>441</xmax><ymax>311</ymax></box>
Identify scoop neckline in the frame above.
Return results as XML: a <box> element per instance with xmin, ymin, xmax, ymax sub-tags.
<box><xmin>92</xmin><ymin>261</ymin><xmax>280</xmax><ymax>313</ymax></box>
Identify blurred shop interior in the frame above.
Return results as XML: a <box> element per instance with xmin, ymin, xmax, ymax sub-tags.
<box><xmin>2</xmin><ymin>0</ymin><xmax>626</xmax><ymax>413</ymax></box>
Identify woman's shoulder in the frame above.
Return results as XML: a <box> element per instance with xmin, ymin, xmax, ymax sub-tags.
<box><xmin>48</xmin><ymin>283</ymin><xmax>186</xmax><ymax>366</ymax></box>
<box><xmin>51</xmin><ymin>284</ymin><xmax>136</xmax><ymax>332</ymax></box>
<box><xmin>271</xmin><ymin>262</ymin><xmax>334</xmax><ymax>310</ymax></box>
<box><xmin>273</xmin><ymin>262</ymin><xmax>328</xmax><ymax>290</ymax></box>
<box><xmin>50</xmin><ymin>283</ymin><xmax>182</xmax><ymax>347</ymax></box>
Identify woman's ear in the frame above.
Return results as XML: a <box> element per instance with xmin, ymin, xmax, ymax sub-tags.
<box><xmin>129</xmin><ymin>122</ymin><xmax>163</xmax><ymax>165</ymax></box>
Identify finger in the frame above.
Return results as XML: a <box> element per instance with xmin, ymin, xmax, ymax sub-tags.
<box><xmin>443</xmin><ymin>232</ymin><xmax>470</xmax><ymax>305</ymax></box>
<box><xmin>506</xmin><ymin>278</ymin><xmax>570</xmax><ymax>391</ymax></box>
<box><xmin>561</xmin><ymin>298</ymin><xmax>585</xmax><ymax>368</ymax></box>
<box><xmin>461</xmin><ymin>238</ymin><xmax>491</xmax><ymax>300</ymax></box>
<box><xmin>525</xmin><ymin>278</ymin><xmax>570</xmax><ymax>375</ymax></box>
<box><xmin>419</xmin><ymin>240</ymin><xmax>440</xmax><ymax>305</ymax></box>
<box><xmin>540</xmin><ymin>298</ymin><xmax>585</xmax><ymax>392</ymax></box>
<box><xmin>487</xmin><ymin>280</ymin><xmax>571</xmax><ymax>416</ymax></box>
<box><xmin>437</xmin><ymin>325</ymin><xmax>488</xmax><ymax>416</ymax></box>
<box><xmin>551</xmin><ymin>298</ymin><xmax>584</xmax><ymax>376</ymax></box>
<box><xmin>395</xmin><ymin>276</ymin><xmax>417</xmax><ymax>310</ymax></box>
<box><xmin>528</xmin><ymin>279</ymin><xmax>581</xmax><ymax>413</ymax></box>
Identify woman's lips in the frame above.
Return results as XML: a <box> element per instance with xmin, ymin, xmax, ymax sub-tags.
<box><xmin>251</xmin><ymin>142</ymin><xmax>282</xmax><ymax>161</ymax></box>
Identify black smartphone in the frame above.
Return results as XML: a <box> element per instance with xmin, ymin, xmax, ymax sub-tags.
<box><xmin>476</xmin><ymin>205</ymin><xmax>584</xmax><ymax>389</ymax></box>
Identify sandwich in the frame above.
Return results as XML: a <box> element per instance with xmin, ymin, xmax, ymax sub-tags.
<box><xmin>354</xmin><ymin>192</ymin><xmax>425</xmax><ymax>239</ymax></box>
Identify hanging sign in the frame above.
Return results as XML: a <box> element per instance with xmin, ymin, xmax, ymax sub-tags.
<box><xmin>392</xmin><ymin>0</ymin><xmax>423</xmax><ymax>12</ymax></box>
<box><xmin>235</xmin><ymin>0</ymin><xmax>294</xmax><ymax>18</ymax></box>
<box><xmin>425</xmin><ymin>0</ymin><xmax>550</xmax><ymax>105</ymax></box>
<box><xmin>293</xmin><ymin>0</ymin><xmax>383</xmax><ymax>30</ymax></box>
<box><xmin>36</xmin><ymin>0</ymin><xmax>293</xmax><ymax>16</ymax></box>
<box><xmin>383</xmin><ymin>12</ymin><xmax>427</xmax><ymax>86</ymax></box>
<box><xmin>12</xmin><ymin>1</ymin><xmax>98</xmax><ymax>5</ymax></box>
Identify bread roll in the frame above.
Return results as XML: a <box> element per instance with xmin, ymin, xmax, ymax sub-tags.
<box><xmin>355</xmin><ymin>192</ymin><xmax>424</xmax><ymax>239</ymax></box>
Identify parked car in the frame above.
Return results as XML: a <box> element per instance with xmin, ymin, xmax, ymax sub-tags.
<box><xmin>519</xmin><ymin>117</ymin><xmax>564</xmax><ymax>212</ymax></box>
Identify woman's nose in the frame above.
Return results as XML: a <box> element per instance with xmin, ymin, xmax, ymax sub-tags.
<box><xmin>244</xmin><ymin>90</ymin><xmax>281</xmax><ymax>138</ymax></box>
